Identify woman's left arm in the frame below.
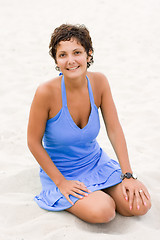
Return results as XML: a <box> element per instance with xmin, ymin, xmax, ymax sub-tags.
<box><xmin>99</xmin><ymin>73</ymin><xmax>150</xmax><ymax>209</ymax></box>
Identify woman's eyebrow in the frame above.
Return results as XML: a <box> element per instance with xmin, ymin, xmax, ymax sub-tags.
<box><xmin>58</xmin><ymin>48</ymin><xmax>83</xmax><ymax>53</ymax></box>
<box><xmin>73</xmin><ymin>48</ymin><xmax>83</xmax><ymax>51</ymax></box>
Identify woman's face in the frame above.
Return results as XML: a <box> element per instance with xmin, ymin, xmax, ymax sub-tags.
<box><xmin>56</xmin><ymin>38</ymin><xmax>89</xmax><ymax>78</ymax></box>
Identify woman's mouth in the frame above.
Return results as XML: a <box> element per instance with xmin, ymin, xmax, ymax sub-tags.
<box><xmin>67</xmin><ymin>66</ymin><xmax>79</xmax><ymax>71</ymax></box>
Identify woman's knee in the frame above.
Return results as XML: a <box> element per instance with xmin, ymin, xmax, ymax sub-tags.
<box><xmin>106</xmin><ymin>183</ymin><xmax>151</xmax><ymax>217</ymax></box>
<box><xmin>91</xmin><ymin>205</ymin><xmax>116</xmax><ymax>223</ymax></box>
<box><xmin>120</xmin><ymin>198</ymin><xmax>152</xmax><ymax>217</ymax></box>
<box><xmin>133</xmin><ymin>199</ymin><xmax>151</xmax><ymax>216</ymax></box>
<box><xmin>85</xmin><ymin>196</ymin><xmax>116</xmax><ymax>223</ymax></box>
<box><xmin>67</xmin><ymin>191</ymin><xmax>116</xmax><ymax>223</ymax></box>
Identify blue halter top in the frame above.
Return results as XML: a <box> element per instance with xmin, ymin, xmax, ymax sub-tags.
<box><xmin>34</xmin><ymin>75</ymin><xmax>122</xmax><ymax>211</ymax></box>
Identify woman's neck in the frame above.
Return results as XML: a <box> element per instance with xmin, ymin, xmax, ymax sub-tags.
<box><xmin>64</xmin><ymin>73</ymin><xmax>87</xmax><ymax>91</ymax></box>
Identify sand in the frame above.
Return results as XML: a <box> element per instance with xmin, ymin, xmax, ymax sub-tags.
<box><xmin>0</xmin><ymin>0</ymin><xmax>160</xmax><ymax>239</ymax></box>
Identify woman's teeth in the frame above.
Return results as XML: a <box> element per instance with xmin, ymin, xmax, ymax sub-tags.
<box><xmin>67</xmin><ymin>66</ymin><xmax>79</xmax><ymax>70</ymax></box>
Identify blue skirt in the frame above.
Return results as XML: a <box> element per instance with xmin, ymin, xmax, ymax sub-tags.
<box><xmin>34</xmin><ymin>149</ymin><xmax>122</xmax><ymax>211</ymax></box>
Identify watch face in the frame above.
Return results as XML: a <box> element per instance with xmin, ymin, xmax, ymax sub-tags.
<box><xmin>125</xmin><ymin>172</ymin><xmax>132</xmax><ymax>179</ymax></box>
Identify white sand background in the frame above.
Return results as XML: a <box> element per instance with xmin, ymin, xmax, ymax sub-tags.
<box><xmin>0</xmin><ymin>0</ymin><xmax>160</xmax><ymax>239</ymax></box>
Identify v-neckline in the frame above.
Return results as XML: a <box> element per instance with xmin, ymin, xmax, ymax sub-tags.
<box><xmin>62</xmin><ymin>76</ymin><xmax>93</xmax><ymax>131</ymax></box>
<box><xmin>66</xmin><ymin>106</ymin><xmax>93</xmax><ymax>130</ymax></box>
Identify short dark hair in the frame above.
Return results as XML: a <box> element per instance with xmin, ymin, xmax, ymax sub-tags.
<box><xmin>49</xmin><ymin>24</ymin><xmax>94</xmax><ymax>68</ymax></box>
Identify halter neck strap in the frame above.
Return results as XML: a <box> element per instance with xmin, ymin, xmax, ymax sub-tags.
<box><xmin>61</xmin><ymin>75</ymin><xmax>95</xmax><ymax>107</ymax></box>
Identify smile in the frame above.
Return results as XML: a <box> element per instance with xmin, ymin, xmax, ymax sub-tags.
<box><xmin>67</xmin><ymin>66</ymin><xmax>79</xmax><ymax>71</ymax></box>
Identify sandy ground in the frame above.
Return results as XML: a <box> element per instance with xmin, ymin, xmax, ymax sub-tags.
<box><xmin>0</xmin><ymin>0</ymin><xmax>160</xmax><ymax>239</ymax></box>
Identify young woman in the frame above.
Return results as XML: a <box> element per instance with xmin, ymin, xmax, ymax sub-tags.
<box><xmin>27</xmin><ymin>24</ymin><xmax>151</xmax><ymax>223</ymax></box>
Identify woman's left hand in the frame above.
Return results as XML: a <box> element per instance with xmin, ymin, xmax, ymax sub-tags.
<box><xmin>121</xmin><ymin>178</ymin><xmax>150</xmax><ymax>210</ymax></box>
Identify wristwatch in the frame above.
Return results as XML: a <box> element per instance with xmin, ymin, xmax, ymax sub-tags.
<box><xmin>120</xmin><ymin>172</ymin><xmax>137</xmax><ymax>180</ymax></box>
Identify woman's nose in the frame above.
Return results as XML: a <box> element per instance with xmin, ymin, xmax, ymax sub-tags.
<box><xmin>67</xmin><ymin>54</ymin><xmax>75</xmax><ymax>65</ymax></box>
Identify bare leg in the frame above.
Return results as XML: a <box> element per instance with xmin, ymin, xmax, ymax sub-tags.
<box><xmin>104</xmin><ymin>183</ymin><xmax>151</xmax><ymax>216</ymax></box>
<box><xmin>66</xmin><ymin>190</ymin><xmax>116</xmax><ymax>223</ymax></box>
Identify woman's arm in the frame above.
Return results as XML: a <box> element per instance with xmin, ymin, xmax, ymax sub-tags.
<box><xmin>27</xmin><ymin>83</ymin><xmax>90</xmax><ymax>205</ymax></box>
<box><xmin>99</xmin><ymin>73</ymin><xmax>132</xmax><ymax>173</ymax></box>
<box><xmin>98</xmin><ymin>73</ymin><xmax>150</xmax><ymax>208</ymax></box>
<box><xmin>27</xmin><ymin>84</ymin><xmax>66</xmax><ymax>185</ymax></box>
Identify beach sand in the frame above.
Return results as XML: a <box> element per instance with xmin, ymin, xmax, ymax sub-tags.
<box><xmin>0</xmin><ymin>0</ymin><xmax>160</xmax><ymax>239</ymax></box>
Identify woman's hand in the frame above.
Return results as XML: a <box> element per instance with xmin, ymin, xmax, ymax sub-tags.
<box><xmin>121</xmin><ymin>178</ymin><xmax>150</xmax><ymax>210</ymax></box>
<box><xmin>57</xmin><ymin>179</ymin><xmax>91</xmax><ymax>205</ymax></box>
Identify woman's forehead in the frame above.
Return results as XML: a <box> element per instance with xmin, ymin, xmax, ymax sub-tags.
<box><xmin>57</xmin><ymin>38</ymin><xmax>83</xmax><ymax>50</ymax></box>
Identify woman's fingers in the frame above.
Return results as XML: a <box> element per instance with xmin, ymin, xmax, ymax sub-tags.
<box><xmin>70</xmin><ymin>191</ymin><xmax>87</xmax><ymax>199</ymax></box>
<box><xmin>74</xmin><ymin>181</ymin><xmax>91</xmax><ymax>194</ymax></box>
<box><xmin>139</xmin><ymin>188</ymin><xmax>150</xmax><ymax>206</ymax></box>
<box><xmin>122</xmin><ymin>184</ymin><xmax>128</xmax><ymax>201</ymax></box>
<box><xmin>128</xmin><ymin>190</ymin><xmax>134</xmax><ymax>210</ymax></box>
<box><xmin>72</xmin><ymin>187</ymin><xmax>89</xmax><ymax>197</ymax></box>
<box><xmin>64</xmin><ymin>190</ymin><xmax>89</xmax><ymax>206</ymax></box>
<box><xmin>121</xmin><ymin>179</ymin><xmax>151</xmax><ymax>212</ymax></box>
<box><xmin>75</xmin><ymin>181</ymin><xmax>91</xmax><ymax>193</ymax></box>
<box><xmin>135</xmin><ymin>190</ymin><xmax>141</xmax><ymax>210</ymax></box>
<box><xmin>75</xmin><ymin>181</ymin><xmax>85</xmax><ymax>186</ymax></box>
<box><xmin>130</xmin><ymin>188</ymin><xmax>150</xmax><ymax>210</ymax></box>
<box><xmin>64</xmin><ymin>194</ymin><xmax>74</xmax><ymax>206</ymax></box>
<box><xmin>139</xmin><ymin>191</ymin><xmax>147</xmax><ymax>206</ymax></box>
<box><xmin>61</xmin><ymin>180</ymin><xmax>91</xmax><ymax>204</ymax></box>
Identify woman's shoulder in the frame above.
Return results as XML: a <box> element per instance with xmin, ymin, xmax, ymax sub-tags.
<box><xmin>87</xmin><ymin>71</ymin><xmax>110</xmax><ymax>91</ymax></box>
<box><xmin>88</xmin><ymin>71</ymin><xmax>109</xmax><ymax>82</ymax></box>
<box><xmin>87</xmin><ymin>72</ymin><xmax>110</xmax><ymax>107</ymax></box>
<box><xmin>35</xmin><ymin>76</ymin><xmax>61</xmax><ymax>101</ymax></box>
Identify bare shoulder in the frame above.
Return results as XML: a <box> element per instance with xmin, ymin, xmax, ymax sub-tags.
<box><xmin>34</xmin><ymin>76</ymin><xmax>61</xmax><ymax>104</ymax></box>
<box><xmin>87</xmin><ymin>72</ymin><xmax>110</xmax><ymax>91</ymax></box>
<box><xmin>87</xmin><ymin>72</ymin><xmax>110</xmax><ymax>107</ymax></box>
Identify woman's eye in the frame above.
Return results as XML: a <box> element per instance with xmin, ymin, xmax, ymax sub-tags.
<box><xmin>74</xmin><ymin>51</ymin><xmax>81</xmax><ymax>55</ymax></box>
<box><xmin>59</xmin><ymin>53</ymin><xmax>66</xmax><ymax>57</ymax></box>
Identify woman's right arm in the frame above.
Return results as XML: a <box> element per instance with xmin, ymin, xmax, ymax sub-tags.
<box><xmin>27</xmin><ymin>84</ymin><xmax>66</xmax><ymax>186</ymax></box>
<box><xmin>27</xmin><ymin>84</ymin><xmax>90</xmax><ymax>205</ymax></box>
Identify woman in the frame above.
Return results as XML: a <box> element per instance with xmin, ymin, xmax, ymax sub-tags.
<box><xmin>27</xmin><ymin>24</ymin><xmax>151</xmax><ymax>223</ymax></box>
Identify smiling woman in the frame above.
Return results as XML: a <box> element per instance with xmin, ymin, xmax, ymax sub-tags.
<box><xmin>49</xmin><ymin>24</ymin><xmax>94</xmax><ymax>69</ymax></box>
<box><xmin>55</xmin><ymin>39</ymin><xmax>89</xmax><ymax>78</ymax></box>
<box><xmin>27</xmin><ymin>24</ymin><xmax>151</xmax><ymax>224</ymax></box>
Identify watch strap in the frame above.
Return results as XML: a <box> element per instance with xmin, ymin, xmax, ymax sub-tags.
<box><xmin>120</xmin><ymin>172</ymin><xmax>137</xmax><ymax>180</ymax></box>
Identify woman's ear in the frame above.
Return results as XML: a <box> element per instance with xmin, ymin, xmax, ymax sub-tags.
<box><xmin>87</xmin><ymin>50</ymin><xmax>93</xmax><ymax>62</ymax></box>
<box><xmin>55</xmin><ymin>65</ymin><xmax>60</xmax><ymax>71</ymax></box>
<box><xmin>88</xmin><ymin>50</ymin><xmax>93</xmax><ymax>57</ymax></box>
